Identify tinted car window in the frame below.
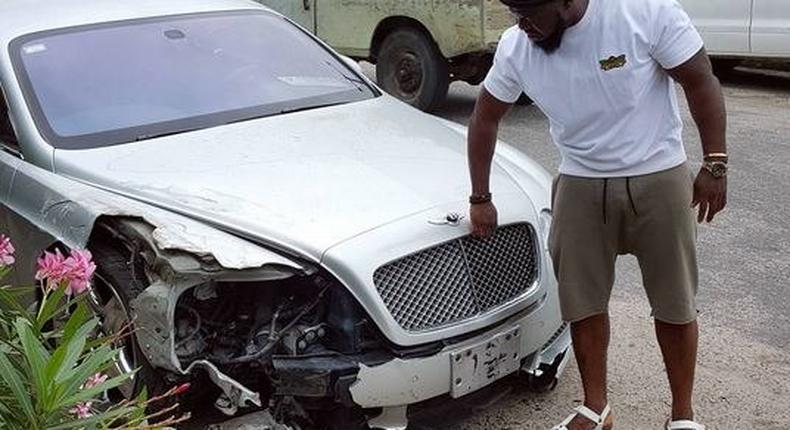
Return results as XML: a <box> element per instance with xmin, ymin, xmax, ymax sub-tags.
<box><xmin>0</xmin><ymin>90</ymin><xmax>18</xmax><ymax>149</ymax></box>
<box><xmin>12</xmin><ymin>11</ymin><xmax>376</xmax><ymax>149</ymax></box>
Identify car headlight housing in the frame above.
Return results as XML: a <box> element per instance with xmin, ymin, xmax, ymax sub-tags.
<box><xmin>538</xmin><ymin>209</ymin><xmax>552</xmax><ymax>251</ymax></box>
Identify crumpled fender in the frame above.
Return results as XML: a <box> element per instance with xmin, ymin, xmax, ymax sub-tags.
<box><xmin>1</xmin><ymin>151</ymin><xmax>305</xmax><ymax>274</ymax></box>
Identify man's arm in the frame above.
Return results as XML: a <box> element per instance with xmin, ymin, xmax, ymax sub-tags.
<box><xmin>666</xmin><ymin>48</ymin><xmax>728</xmax><ymax>223</ymax></box>
<box><xmin>468</xmin><ymin>88</ymin><xmax>513</xmax><ymax>237</ymax></box>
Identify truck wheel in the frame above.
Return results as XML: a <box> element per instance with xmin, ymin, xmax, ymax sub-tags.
<box><xmin>376</xmin><ymin>28</ymin><xmax>449</xmax><ymax>112</ymax></box>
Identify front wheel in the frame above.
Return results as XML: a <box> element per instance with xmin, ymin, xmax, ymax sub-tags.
<box><xmin>376</xmin><ymin>28</ymin><xmax>450</xmax><ymax>112</ymax></box>
<box><xmin>86</xmin><ymin>241</ymin><xmax>175</xmax><ymax>406</ymax></box>
<box><xmin>524</xmin><ymin>370</ymin><xmax>559</xmax><ymax>393</ymax></box>
<box><xmin>309</xmin><ymin>406</ymin><xmax>372</xmax><ymax>430</ymax></box>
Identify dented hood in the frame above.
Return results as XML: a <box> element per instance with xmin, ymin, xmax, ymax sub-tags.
<box><xmin>53</xmin><ymin>96</ymin><xmax>526</xmax><ymax>261</ymax></box>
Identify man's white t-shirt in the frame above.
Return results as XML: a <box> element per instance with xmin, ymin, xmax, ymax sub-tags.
<box><xmin>484</xmin><ymin>0</ymin><xmax>704</xmax><ymax>178</ymax></box>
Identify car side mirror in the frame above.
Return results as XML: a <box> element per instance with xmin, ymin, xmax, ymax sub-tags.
<box><xmin>340</xmin><ymin>55</ymin><xmax>363</xmax><ymax>74</ymax></box>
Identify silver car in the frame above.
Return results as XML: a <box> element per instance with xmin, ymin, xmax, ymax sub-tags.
<box><xmin>0</xmin><ymin>1</ymin><xmax>570</xmax><ymax>428</ymax></box>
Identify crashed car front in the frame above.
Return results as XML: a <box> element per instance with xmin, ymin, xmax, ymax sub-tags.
<box><xmin>123</xmin><ymin>179</ymin><xmax>572</xmax><ymax>429</ymax></box>
<box><xmin>0</xmin><ymin>1</ymin><xmax>571</xmax><ymax>429</ymax></box>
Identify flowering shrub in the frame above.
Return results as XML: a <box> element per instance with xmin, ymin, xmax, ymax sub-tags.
<box><xmin>0</xmin><ymin>234</ymin><xmax>189</xmax><ymax>429</ymax></box>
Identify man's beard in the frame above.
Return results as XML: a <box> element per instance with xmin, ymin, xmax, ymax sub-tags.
<box><xmin>532</xmin><ymin>15</ymin><xmax>568</xmax><ymax>54</ymax></box>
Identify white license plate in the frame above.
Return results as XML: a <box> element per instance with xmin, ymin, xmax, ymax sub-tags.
<box><xmin>450</xmin><ymin>326</ymin><xmax>521</xmax><ymax>398</ymax></box>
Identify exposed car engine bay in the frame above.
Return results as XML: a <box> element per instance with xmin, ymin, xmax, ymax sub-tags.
<box><xmin>84</xmin><ymin>216</ymin><xmax>565</xmax><ymax>430</ymax></box>
<box><xmin>170</xmin><ymin>273</ymin><xmax>388</xmax><ymax>427</ymax></box>
<box><xmin>86</xmin><ymin>219</ymin><xmax>397</xmax><ymax>429</ymax></box>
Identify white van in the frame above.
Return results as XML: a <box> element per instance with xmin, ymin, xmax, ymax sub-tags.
<box><xmin>680</xmin><ymin>0</ymin><xmax>790</xmax><ymax>67</ymax></box>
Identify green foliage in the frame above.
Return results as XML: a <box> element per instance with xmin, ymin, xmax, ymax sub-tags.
<box><xmin>0</xmin><ymin>260</ymin><xmax>185</xmax><ymax>429</ymax></box>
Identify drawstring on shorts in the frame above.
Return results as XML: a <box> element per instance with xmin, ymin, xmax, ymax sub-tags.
<box><xmin>601</xmin><ymin>177</ymin><xmax>639</xmax><ymax>224</ymax></box>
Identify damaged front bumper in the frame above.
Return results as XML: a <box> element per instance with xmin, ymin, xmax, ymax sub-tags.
<box><xmin>208</xmin><ymin>300</ymin><xmax>570</xmax><ymax>430</ymax></box>
<box><xmin>350</xmin><ymin>312</ymin><xmax>570</xmax><ymax>410</ymax></box>
<box><xmin>195</xmin><ymin>288</ymin><xmax>570</xmax><ymax>430</ymax></box>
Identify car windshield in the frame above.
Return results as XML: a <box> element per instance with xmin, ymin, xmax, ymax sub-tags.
<box><xmin>12</xmin><ymin>11</ymin><xmax>377</xmax><ymax>149</ymax></box>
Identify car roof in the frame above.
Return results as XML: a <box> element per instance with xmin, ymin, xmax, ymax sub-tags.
<box><xmin>0</xmin><ymin>0</ymin><xmax>269</xmax><ymax>46</ymax></box>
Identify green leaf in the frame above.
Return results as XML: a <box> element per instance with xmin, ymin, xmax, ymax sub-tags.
<box><xmin>0</xmin><ymin>349</ymin><xmax>37</xmax><ymax>423</ymax></box>
<box><xmin>60</xmin><ymin>302</ymin><xmax>92</xmax><ymax>345</ymax></box>
<box><xmin>15</xmin><ymin>318</ymin><xmax>52</xmax><ymax>408</ymax></box>
<box><xmin>0</xmin><ymin>286</ymin><xmax>34</xmax><ymax>321</ymax></box>
<box><xmin>127</xmin><ymin>386</ymin><xmax>149</xmax><ymax>424</ymax></box>
<box><xmin>61</xmin><ymin>372</ymin><xmax>131</xmax><ymax>406</ymax></box>
<box><xmin>57</xmin><ymin>344</ymin><xmax>117</xmax><ymax>403</ymax></box>
<box><xmin>47</xmin><ymin>403</ymin><xmax>140</xmax><ymax>430</ymax></box>
<box><xmin>36</xmin><ymin>285</ymin><xmax>66</xmax><ymax>333</ymax></box>
<box><xmin>43</xmin><ymin>318</ymin><xmax>98</xmax><ymax>412</ymax></box>
<box><xmin>52</xmin><ymin>319</ymin><xmax>98</xmax><ymax>384</ymax></box>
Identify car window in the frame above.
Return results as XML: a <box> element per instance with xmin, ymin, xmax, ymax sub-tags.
<box><xmin>0</xmin><ymin>88</ymin><xmax>20</xmax><ymax>152</ymax></box>
<box><xmin>11</xmin><ymin>10</ymin><xmax>377</xmax><ymax>150</ymax></box>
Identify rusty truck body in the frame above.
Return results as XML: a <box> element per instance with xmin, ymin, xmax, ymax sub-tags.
<box><xmin>259</xmin><ymin>0</ymin><xmax>516</xmax><ymax>111</ymax></box>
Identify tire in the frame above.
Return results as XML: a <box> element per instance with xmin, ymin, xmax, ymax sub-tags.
<box><xmin>309</xmin><ymin>406</ymin><xmax>371</xmax><ymax>430</ymax></box>
<box><xmin>376</xmin><ymin>28</ymin><xmax>450</xmax><ymax>112</ymax></box>
<box><xmin>524</xmin><ymin>371</ymin><xmax>559</xmax><ymax>393</ymax></box>
<box><xmin>87</xmin><ymin>241</ymin><xmax>175</xmax><ymax>408</ymax></box>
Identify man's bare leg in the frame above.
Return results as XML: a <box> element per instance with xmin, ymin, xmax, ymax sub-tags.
<box><xmin>656</xmin><ymin>320</ymin><xmax>699</xmax><ymax>422</ymax></box>
<box><xmin>567</xmin><ymin>314</ymin><xmax>613</xmax><ymax>430</ymax></box>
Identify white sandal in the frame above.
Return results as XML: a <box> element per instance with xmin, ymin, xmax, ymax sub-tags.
<box><xmin>552</xmin><ymin>404</ymin><xmax>612</xmax><ymax>430</ymax></box>
<box><xmin>666</xmin><ymin>419</ymin><xmax>705</xmax><ymax>430</ymax></box>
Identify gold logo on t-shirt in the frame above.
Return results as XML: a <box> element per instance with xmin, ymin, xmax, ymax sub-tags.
<box><xmin>600</xmin><ymin>54</ymin><xmax>627</xmax><ymax>71</ymax></box>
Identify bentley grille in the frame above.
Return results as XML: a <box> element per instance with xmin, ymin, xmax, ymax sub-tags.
<box><xmin>373</xmin><ymin>223</ymin><xmax>539</xmax><ymax>332</ymax></box>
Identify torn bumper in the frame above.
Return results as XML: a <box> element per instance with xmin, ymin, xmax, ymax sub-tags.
<box><xmin>348</xmin><ymin>294</ymin><xmax>571</xmax><ymax>409</ymax></box>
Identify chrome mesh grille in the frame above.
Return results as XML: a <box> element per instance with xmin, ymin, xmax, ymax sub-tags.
<box><xmin>373</xmin><ymin>223</ymin><xmax>539</xmax><ymax>332</ymax></box>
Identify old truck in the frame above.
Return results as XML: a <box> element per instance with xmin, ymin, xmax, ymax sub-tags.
<box><xmin>257</xmin><ymin>0</ymin><xmax>516</xmax><ymax>111</ymax></box>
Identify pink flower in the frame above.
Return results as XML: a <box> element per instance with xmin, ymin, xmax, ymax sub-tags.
<box><xmin>67</xmin><ymin>374</ymin><xmax>105</xmax><ymax>419</ymax></box>
<box><xmin>69</xmin><ymin>401</ymin><xmax>93</xmax><ymax>419</ymax></box>
<box><xmin>83</xmin><ymin>373</ymin><xmax>108</xmax><ymax>390</ymax></box>
<box><xmin>0</xmin><ymin>234</ymin><xmax>14</xmax><ymax>267</ymax></box>
<box><xmin>35</xmin><ymin>249</ymin><xmax>96</xmax><ymax>296</ymax></box>
<box><xmin>35</xmin><ymin>249</ymin><xmax>68</xmax><ymax>285</ymax></box>
<box><xmin>171</xmin><ymin>382</ymin><xmax>191</xmax><ymax>396</ymax></box>
<box><xmin>62</xmin><ymin>250</ymin><xmax>96</xmax><ymax>296</ymax></box>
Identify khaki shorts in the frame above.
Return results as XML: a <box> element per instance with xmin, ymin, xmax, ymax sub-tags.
<box><xmin>548</xmin><ymin>163</ymin><xmax>699</xmax><ymax>324</ymax></box>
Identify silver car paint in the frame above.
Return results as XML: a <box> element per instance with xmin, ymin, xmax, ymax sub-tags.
<box><xmin>50</xmin><ymin>95</ymin><xmax>554</xmax><ymax>346</ymax></box>
<box><xmin>0</xmin><ymin>150</ymin><xmax>303</xmax><ymax>273</ymax></box>
<box><xmin>51</xmin><ymin>96</ymin><xmax>526</xmax><ymax>258</ymax></box>
<box><xmin>349</xmin><ymin>289</ymin><xmax>565</xmax><ymax>408</ymax></box>
<box><xmin>0</xmin><ymin>0</ymin><xmax>569</xmax><ymax>421</ymax></box>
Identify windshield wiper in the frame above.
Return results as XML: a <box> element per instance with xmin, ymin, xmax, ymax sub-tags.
<box><xmin>134</xmin><ymin>125</ymin><xmax>214</xmax><ymax>142</ymax></box>
<box><xmin>324</xmin><ymin>60</ymin><xmax>368</xmax><ymax>92</ymax></box>
<box><xmin>278</xmin><ymin>100</ymin><xmax>349</xmax><ymax>116</ymax></box>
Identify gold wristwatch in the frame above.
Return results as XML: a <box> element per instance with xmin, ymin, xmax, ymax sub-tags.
<box><xmin>702</xmin><ymin>160</ymin><xmax>728</xmax><ymax>178</ymax></box>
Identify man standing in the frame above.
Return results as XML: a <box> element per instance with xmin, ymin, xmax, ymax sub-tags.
<box><xmin>467</xmin><ymin>0</ymin><xmax>727</xmax><ymax>429</ymax></box>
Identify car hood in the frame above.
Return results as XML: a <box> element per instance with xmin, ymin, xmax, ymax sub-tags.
<box><xmin>54</xmin><ymin>96</ymin><xmax>530</xmax><ymax>261</ymax></box>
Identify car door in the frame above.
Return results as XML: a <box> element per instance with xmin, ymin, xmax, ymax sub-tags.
<box><xmin>0</xmin><ymin>86</ymin><xmax>22</xmax><ymax>285</ymax></box>
<box><xmin>256</xmin><ymin>0</ymin><xmax>317</xmax><ymax>33</ymax></box>
<box><xmin>679</xmin><ymin>0</ymin><xmax>751</xmax><ymax>54</ymax></box>
<box><xmin>751</xmin><ymin>0</ymin><xmax>790</xmax><ymax>55</ymax></box>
